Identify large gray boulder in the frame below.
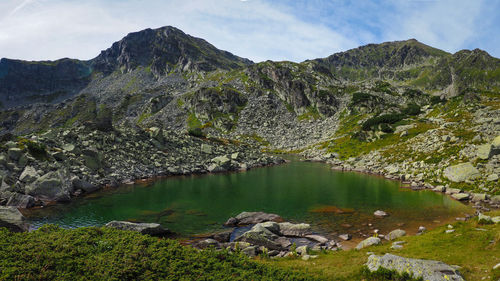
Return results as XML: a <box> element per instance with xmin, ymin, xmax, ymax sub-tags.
<box><xmin>385</xmin><ymin>229</ymin><xmax>406</xmax><ymax>241</ymax></box>
<box><xmin>443</xmin><ymin>163</ymin><xmax>480</xmax><ymax>182</ymax></box>
<box><xmin>105</xmin><ymin>221</ymin><xmax>170</xmax><ymax>236</ymax></box>
<box><xmin>367</xmin><ymin>254</ymin><xmax>465</xmax><ymax>281</ymax></box>
<box><xmin>224</xmin><ymin>211</ymin><xmax>283</xmax><ymax>226</ymax></box>
<box><xmin>477</xmin><ymin>144</ymin><xmax>494</xmax><ymax>160</ymax></box>
<box><xmin>0</xmin><ymin>206</ymin><xmax>29</xmax><ymax>232</ymax></box>
<box><xmin>355</xmin><ymin>237</ymin><xmax>381</xmax><ymax>250</ymax></box>
<box><xmin>5</xmin><ymin>192</ymin><xmax>36</xmax><ymax>208</ymax></box>
<box><xmin>278</xmin><ymin>222</ymin><xmax>312</xmax><ymax>237</ymax></box>
<box><xmin>25</xmin><ymin>170</ymin><xmax>73</xmax><ymax>202</ymax></box>
<box><xmin>71</xmin><ymin>177</ymin><xmax>99</xmax><ymax>193</ymax></box>
<box><xmin>19</xmin><ymin>166</ymin><xmax>39</xmax><ymax>184</ymax></box>
<box><xmin>234</xmin><ymin>224</ymin><xmax>282</xmax><ymax>250</ymax></box>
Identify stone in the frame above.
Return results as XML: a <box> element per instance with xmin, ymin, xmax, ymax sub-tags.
<box><xmin>443</xmin><ymin>163</ymin><xmax>480</xmax><ymax>182</ymax></box>
<box><xmin>234</xmin><ymin>226</ymin><xmax>282</xmax><ymax>250</ymax></box>
<box><xmin>445</xmin><ymin>229</ymin><xmax>455</xmax><ymax>234</ymax></box>
<box><xmin>492</xmin><ymin>195</ymin><xmax>500</xmax><ymax>204</ymax></box>
<box><xmin>201</xmin><ymin>144</ymin><xmax>212</xmax><ymax>154</ymax></box>
<box><xmin>418</xmin><ymin>226</ymin><xmax>426</xmax><ymax>233</ymax></box>
<box><xmin>211</xmin><ymin>155</ymin><xmax>231</xmax><ymax>167</ymax></box>
<box><xmin>212</xmin><ymin>229</ymin><xmax>233</xmax><ymax>243</ymax></box>
<box><xmin>487</xmin><ymin>174</ymin><xmax>499</xmax><ymax>181</ymax></box>
<box><xmin>492</xmin><ymin>135</ymin><xmax>500</xmax><ymax>148</ymax></box>
<box><xmin>494</xmin><ymin>263</ymin><xmax>500</xmax><ymax>270</ymax></box>
<box><xmin>339</xmin><ymin>234</ymin><xmax>352</xmax><ymax>241</ymax></box>
<box><xmin>231</xmin><ymin>152</ymin><xmax>240</xmax><ymax>160</ymax></box>
<box><xmin>275</xmin><ymin>237</ymin><xmax>292</xmax><ymax>248</ymax></box>
<box><xmin>0</xmin><ymin>206</ymin><xmax>29</xmax><ymax>232</ymax></box>
<box><xmin>432</xmin><ymin>185</ymin><xmax>446</xmax><ymax>192</ymax></box>
<box><xmin>385</xmin><ymin>229</ymin><xmax>406</xmax><ymax>241</ymax></box>
<box><xmin>223</xmin><ymin>217</ymin><xmax>238</xmax><ymax>226</ymax></box>
<box><xmin>295</xmin><ymin>245</ymin><xmax>309</xmax><ymax>256</ymax></box>
<box><xmin>62</xmin><ymin>143</ymin><xmax>75</xmax><ymax>152</ymax></box>
<box><xmin>7</xmin><ymin>148</ymin><xmax>23</xmax><ymax>161</ymax></box>
<box><xmin>374</xmin><ymin>210</ymin><xmax>388</xmax><ymax>217</ymax></box>
<box><xmin>477</xmin><ymin>144</ymin><xmax>494</xmax><ymax>160</ymax></box>
<box><xmin>230</xmin><ymin>212</ymin><xmax>283</xmax><ymax>226</ymax></box>
<box><xmin>6</xmin><ymin>193</ymin><xmax>35</xmax><ymax>208</ymax></box>
<box><xmin>471</xmin><ymin>193</ymin><xmax>488</xmax><ymax>202</ymax></box>
<box><xmin>305</xmin><ymin>234</ymin><xmax>329</xmax><ymax>244</ymax></box>
<box><xmin>478</xmin><ymin>213</ymin><xmax>493</xmax><ymax>224</ymax></box>
<box><xmin>445</xmin><ymin>188</ymin><xmax>462</xmax><ymax>195</ymax></box>
<box><xmin>391</xmin><ymin>244</ymin><xmax>403</xmax><ymax>250</ymax></box>
<box><xmin>242</xmin><ymin>246</ymin><xmax>257</xmax><ymax>257</ymax></box>
<box><xmin>19</xmin><ymin>166</ymin><xmax>39</xmax><ymax>184</ymax></box>
<box><xmin>25</xmin><ymin>170</ymin><xmax>73</xmax><ymax>202</ymax></box>
<box><xmin>451</xmin><ymin>193</ymin><xmax>470</xmax><ymax>201</ymax></box>
<box><xmin>366</xmin><ymin>254</ymin><xmax>465</xmax><ymax>281</ymax></box>
<box><xmin>82</xmin><ymin>148</ymin><xmax>101</xmax><ymax>170</ymax></box>
<box><xmin>105</xmin><ymin>221</ymin><xmax>170</xmax><ymax>236</ymax></box>
<box><xmin>492</xmin><ymin>217</ymin><xmax>500</xmax><ymax>224</ymax></box>
<box><xmin>71</xmin><ymin>177</ymin><xmax>99</xmax><ymax>193</ymax></box>
<box><xmin>195</xmin><ymin>238</ymin><xmax>220</xmax><ymax>249</ymax></box>
<box><xmin>355</xmin><ymin>237</ymin><xmax>381</xmax><ymax>250</ymax></box>
<box><xmin>278</xmin><ymin>222</ymin><xmax>312</xmax><ymax>237</ymax></box>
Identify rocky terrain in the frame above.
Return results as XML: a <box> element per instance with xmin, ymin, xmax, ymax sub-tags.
<box><xmin>0</xmin><ymin>25</ymin><xmax>499</xmax><ymax>209</ymax></box>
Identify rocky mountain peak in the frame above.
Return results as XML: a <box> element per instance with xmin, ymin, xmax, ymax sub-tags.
<box><xmin>91</xmin><ymin>26</ymin><xmax>253</xmax><ymax>76</ymax></box>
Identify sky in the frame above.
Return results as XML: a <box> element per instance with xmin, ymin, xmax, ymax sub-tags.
<box><xmin>0</xmin><ymin>0</ymin><xmax>499</xmax><ymax>62</ymax></box>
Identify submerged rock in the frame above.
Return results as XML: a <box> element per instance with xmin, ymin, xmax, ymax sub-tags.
<box><xmin>0</xmin><ymin>206</ymin><xmax>29</xmax><ymax>232</ymax></box>
<box><xmin>366</xmin><ymin>254</ymin><xmax>465</xmax><ymax>281</ymax></box>
<box><xmin>105</xmin><ymin>221</ymin><xmax>170</xmax><ymax>236</ymax></box>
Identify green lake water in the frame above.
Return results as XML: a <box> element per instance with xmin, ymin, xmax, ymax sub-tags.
<box><xmin>26</xmin><ymin>160</ymin><xmax>471</xmax><ymax>238</ymax></box>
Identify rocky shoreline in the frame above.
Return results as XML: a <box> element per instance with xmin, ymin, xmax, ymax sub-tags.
<box><xmin>0</xmin><ymin>126</ymin><xmax>284</xmax><ymax>209</ymax></box>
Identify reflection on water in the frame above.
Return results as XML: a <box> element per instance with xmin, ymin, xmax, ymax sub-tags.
<box><xmin>26</xmin><ymin>161</ymin><xmax>471</xmax><ymax>237</ymax></box>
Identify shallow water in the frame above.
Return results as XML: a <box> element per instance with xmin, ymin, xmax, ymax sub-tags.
<box><xmin>25</xmin><ymin>160</ymin><xmax>471</xmax><ymax>238</ymax></box>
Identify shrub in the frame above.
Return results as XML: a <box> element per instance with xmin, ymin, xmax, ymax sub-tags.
<box><xmin>352</xmin><ymin>92</ymin><xmax>375</xmax><ymax>104</ymax></box>
<box><xmin>401</xmin><ymin>103</ymin><xmax>421</xmax><ymax>116</ymax></box>
<box><xmin>362</xmin><ymin>113</ymin><xmax>404</xmax><ymax>131</ymax></box>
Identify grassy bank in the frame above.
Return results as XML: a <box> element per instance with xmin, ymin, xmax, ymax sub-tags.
<box><xmin>258</xmin><ymin>210</ymin><xmax>500</xmax><ymax>281</ymax></box>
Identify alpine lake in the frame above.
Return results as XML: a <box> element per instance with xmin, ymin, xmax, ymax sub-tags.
<box><xmin>24</xmin><ymin>159</ymin><xmax>472</xmax><ymax>242</ymax></box>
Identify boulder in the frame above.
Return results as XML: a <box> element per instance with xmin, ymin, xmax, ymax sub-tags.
<box><xmin>0</xmin><ymin>206</ymin><xmax>29</xmax><ymax>232</ymax></box>
<box><xmin>195</xmin><ymin>238</ymin><xmax>220</xmax><ymax>249</ymax></box>
<box><xmin>492</xmin><ymin>217</ymin><xmax>500</xmax><ymax>224</ymax></box>
<box><xmin>275</xmin><ymin>237</ymin><xmax>292</xmax><ymax>248</ymax></box>
<box><xmin>201</xmin><ymin>144</ymin><xmax>212</xmax><ymax>154</ymax></box>
<box><xmin>492</xmin><ymin>135</ymin><xmax>500</xmax><ymax>148</ymax></box>
<box><xmin>471</xmin><ymin>193</ymin><xmax>488</xmax><ymax>202</ymax></box>
<box><xmin>366</xmin><ymin>254</ymin><xmax>465</xmax><ymax>281</ymax></box>
<box><xmin>105</xmin><ymin>221</ymin><xmax>170</xmax><ymax>236</ymax></box>
<box><xmin>25</xmin><ymin>170</ymin><xmax>73</xmax><ymax>202</ymax></box>
<box><xmin>374</xmin><ymin>210</ymin><xmax>388</xmax><ymax>217</ymax></box>
<box><xmin>256</xmin><ymin>221</ymin><xmax>280</xmax><ymax>235</ymax></box>
<box><xmin>487</xmin><ymin>174</ymin><xmax>499</xmax><ymax>181</ymax></box>
<box><xmin>226</xmin><ymin>212</ymin><xmax>283</xmax><ymax>226</ymax></box>
<box><xmin>62</xmin><ymin>143</ymin><xmax>75</xmax><ymax>152</ymax></box>
<box><xmin>212</xmin><ymin>229</ymin><xmax>233</xmax><ymax>243</ymax></box>
<box><xmin>7</xmin><ymin>148</ymin><xmax>23</xmax><ymax>161</ymax></box>
<box><xmin>305</xmin><ymin>234</ymin><xmax>329</xmax><ymax>244</ymax></box>
<box><xmin>355</xmin><ymin>237</ymin><xmax>381</xmax><ymax>250</ymax></box>
<box><xmin>82</xmin><ymin>148</ymin><xmax>101</xmax><ymax>170</ymax></box>
<box><xmin>451</xmin><ymin>193</ymin><xmax>470</xmax><ymax>201</ymax></box>
<box><xmin>385</xmin><ymin>229</ymin><xmax>406</xmax><ymax>241</ymax></box>
<box><xmin>432</xmin><ymin>185</ymin><xmax>446</xmax><ymax>192</ymax></box>
<box><xmin>478</xmin><ymin>213</ymin><xmax>493</xmax><ymax>224</ymax></box>
<box><xmin>443</xmin><ymin>163</ymin><xmax>480</xmax><ymax>182</ymax></box>
<box><xmin>241</xmin><ymin>246</ymin><xmax>257</xmax><ymax>257</ymax></box>
<box><xmin>278</xmin><ymin>222</ymin><xmax>312</xmax><ymax>237</ymax></box>
<box><xmin>234</xmin><ymin>225</ymin><xmax>282</xmax><ymax>250</ymax></box>
<box><xmin>6</xmin><ymin>193</ymin><xmax>35</xmax><ymax>208</ymax></box>
<box><xmin>71</xmin><ymin>177</ymin><xmax>99</xmax><ymax>193</ymax></box>
<box><xmin>19</xmin><ymin>166</ymin><xmax>39</xmax><ymax>184</ymax></box>
<box><xmin>211</xmin><ymin>155</ymin><xmax>231</xmax><ymax>167</ymax></box>
<box><xmin>295</xmin><ymin>245</ymin><xmax>309</xmax><ymax>256</ymax></box>
<box><xmin>477</xmin><ymin>144</ymin><xmax>494</xmax><ymax>160</ymax></box>
<box><xmin>492</xmin><ymin>195</ymin><xmax>500</xmax><ymax>204</ymax></box>
<box><xmin>339</xmin><ymin>234</ymin><xmax>352</xmax><ymax>241</ymax></box>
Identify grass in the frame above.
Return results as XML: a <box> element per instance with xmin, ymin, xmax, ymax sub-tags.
<box><xmin>259</xmin><ymin>211</ymin><xmax>500</xmax><ymax>281</ymax></box>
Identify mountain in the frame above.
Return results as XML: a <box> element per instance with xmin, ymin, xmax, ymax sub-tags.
<box><xmin>0</xmin><ymin>25</ymin><xmax>499</xmax><ymax>199</ymax></box>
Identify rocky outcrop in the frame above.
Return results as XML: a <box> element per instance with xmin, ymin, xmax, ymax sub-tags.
<box><xmin>0</xmin><ymin>206</ymin><xmax>29</xmax><ymax>232</ymax></box>
<box><xmin>105</xmin><ymin>221</ymin><xmax>170</xmax><ymax>236</ymax></box>
<box><xmin>367</xmin><ymin>254</ymin><xmax>465</xmax><ymax>281</ymax></box>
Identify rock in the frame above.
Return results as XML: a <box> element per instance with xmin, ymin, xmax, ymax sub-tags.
<box><xmin>275</xmin><ymin>237</ymin><xmax>292</xmax><ymax>248</ymax></box>
<box><xmin>492</xmin><ymin>217</ymin><xmax>500</xmax><ymax>224</ymax></box>
<box><xmin>7</xmin><ymin>148</ymin><xmax>23</xmax><ymax>161</ymax></box>
<box><xmin>257</xmin><ymin>221</ymin><xmax>280</xmax><ymax>235</ymax></box>
<box><xmin>195</xmin><ymin>238</ymin><xmax>220</xmax><ymax>249</ymax></box>
<box><xmin>385</xmin><ymin>229</ymin><xmax>406</xmax><ymax>241</ymax></box>
<box><xmin>6</xmin><ymin>193</ymin><xmax>35</xmax><ymax>208</ymax></box>
<box><xmin>471</xmin><ymin>193</ymin><xmax>488</xmax><ymax>202</ymax></box>
<box><xmin>391</xmin><ymin>244</ymin><xmax>403</xmax><ymax>250</ymax></box>
<box><xmin>494</xmin><ymin>263</ymin><xmax>500</xmax><ymax>270</ymax></box>
<box><xmin>478</xmin><ymin>213</ymin><xmax>493</xmax><ymax>224</ymax></box>
<box><xmin>231</xmin><ymin>212</ymin><xmax>283</xmax><ymax>226</ymax></box>
<box><xmin>355</xmin><ymin>237</ymin><xmax>381</xmax><ymax>250</ymax></box>
<box><xmin>366</xmin><ymin>254</ymin><xmax>465</xmax><ymax>281</ymax></box>
<box><xmin>223</xmin><ymin>217</ymin><xmax>238</xmax><ymax>226</ymax></box>
<box><xmin>432</xmin><ymin>185</ymin><xmax>446</xmax><ymax>192</ymax></box>
<box><xmin>374</xmin><ymin>210</ymin><xmax>388</xmax><ymax>217</ymax></box>
<box><xmin>418</xmin><ymin>226</ymin><xmax>426</xmax><ymax>234</ymax></box>
<box><xmin>295</xmin><ymin>245</ymin><xmax>309</xmax><ymax>256</ymax></box>
<box><xmin>492</xmin><ymin>135</ymin><xmax>500</xmax><ymax>148</ymax></box>
<box><xmin>234</xmin><ymin>225</ymin><xmax>282</xmax><ymax>250</ymax></box>
<box><xmin>231</xmin><ymin>152</ymin><xmax>240</xmax><ymax>160</ymax></box>
<box><xmin>278</xmin><ymin>222</ymin><xmax>312</xmax><ymax>237</ymax></box>
<box><xmin>305</xmin><ymin>234</ymin><xmax>329</xmax><ymax>244</ymax></box>
<box><xmin>212</xmin><ymin>229</ymin><xmax>233</xmax><ymax>243</ymax></box>
<box><xmin>211</xmin><ymin>155</ymin><xmax>231</xmax><ymax>167</ymax></box>
<box><xmin>385</xmin><ymin>165</ymin><xmax>399</xmax><ymax>174</ymax></box>
<box><xmin>201</xmin><ymin>144</ymin><xmax>212</xmax><ymax>154</ymax></box>
<box><xmin>445</xmin><ymin>188</ymin><xmax>462</xmax><ymax>195</ymax></box>
<box><xmin>0</xmin><ymin>206</ymin><xmax>29</xmax><ymax>232</ymax></box>
<box><xmin>62</xmin><ymin>143</ymin><xmax>75</xmax><ymax>152</ymax></box>
<box><xmin>339</xmin><ymin>234</ymin><xmax>352</xmax><ymax>241</ymax></box>
<box><xmin>451</xmin><ymin>193</ymin><xmax>470</xmax><ymax>201</ymax></box>
<box><xmin>242</xmin><ymin>246</ymin><xmax>257</xmax><ymax>257</ymax></box>
<box><xmin>477</xmin><ymin>144</ymin><xmax>494</xmax><ymax>160</ymax></box>
<box><xmin>82</xmin><ymin>148</ymin><xmax>101</xmax><ymax>170</ymax></box>
<box><xmin>445</xmin><ymin>229</ymin><xmax>455</xmax><ymax>234</ymax></box>
<box><xmin>443</xmin><ymin>163</ymin><xmax>480</xmax><ymax>182</ymax></box>
<box><xmin>301</xmin><ymin>254</ymin><xmax>311</xmax><ymax>261</ymax></box>
<box><xmin>71</xmin><ymin>177</ymin><xmax>99</xmax><ymax>193</ymax></box>
<box><xmin>492</xmin><ymin>195</ymin><xmax>500</xmax><ymax>204</ymax></box>
<box><xmin>19</xmin><ymin>166</ymin><xmax>39</xmax><ymax>184</ymax></box>
<box><xmin>25</xmin><ymin>170</ymin><xmax>73</xmax><ymax>202</ymax></box>
<box><xmin>487</xmin><ymin>174</ymin><xmax>499</xmax><ymax>181</ymax></box>
<box><xmin>105</xmin><ymin>221</ymin><xmax>170</xmax><ymax>236</ymax></box>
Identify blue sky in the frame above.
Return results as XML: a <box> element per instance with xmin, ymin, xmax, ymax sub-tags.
<box><xmin>0</xmin><ymin>0</ymin><xmax>499</xmax><ymax>62</ymax></box>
